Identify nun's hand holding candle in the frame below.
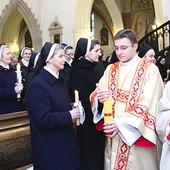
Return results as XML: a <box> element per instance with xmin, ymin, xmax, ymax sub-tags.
<box><xmin>73</xmin><ymin>90</ymin><xmax>85</xmax><ymax>126</ymax></box>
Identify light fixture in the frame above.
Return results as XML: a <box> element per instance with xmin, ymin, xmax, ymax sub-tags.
<box><xmin>11</xmin><ymin>41</ymin><xmax>19</xmax><ymax>54</ymax></box>
<box><xmin>152</xmin><ymin>24</ymin><xmax>157</xmax><ymax>30</ymax></box>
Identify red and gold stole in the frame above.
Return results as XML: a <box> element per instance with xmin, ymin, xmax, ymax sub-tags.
<box><xmin>109</xmin><ymin>59</ymin><xmax>154</xmax><ymax>170</ymax></box>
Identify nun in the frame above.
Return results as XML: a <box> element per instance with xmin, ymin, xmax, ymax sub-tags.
<box><xmin>26</xmin><ymin>42</ymin><xmax>80</xmax><ymax>170</ymax></box>
<box><xmin>18</xmin><ymin>47</ymin><xmax>32</xmax><ymax>69</ymax></box>
<box><xmin>138</xmin><ymin>44</ymin><xmax>156</xmax><ymax>64</ymax></box>
<box><xmin>60</xmin><ymin>43</ymin><xmax>74</xmax><ymax>82</ymax></box>
<box><xmin>69</xmin><ymin>38</ymin><xmax>105</xmax><ymax>170</ymax></box>
<box><xmin>22</xmin><ymin>52</ymin><xmax>40</xmax><ymax>98</ymax></box>
<box><xmin>18</xmin><ymin>47</ymin><xmax>32</xmax><ymax>98</ymax></box>
<box><xmin>0</xmin><ymin>44</ymin><xmax>25</xmax><ymax>114</ymax></box>
<box><xmin>18</xmin><ymin>47</ymin><xmax>32</xmax><ymax>79</ymax></box>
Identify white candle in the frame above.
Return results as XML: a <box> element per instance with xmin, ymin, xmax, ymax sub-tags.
<box><xmin>74</xmin><ymin>90</ymin><xmax>79</xmax><ymax>103</ymax></box>
<box><xmin>16</xmin><ymin>63</ymin><xmax>21</xmax><ymax>72</ymax></box>
<box><xmin>16</xmin><ymin>63</ymin><xmax>22</xmax><ymax>84</ymax></box>
<box><xmin>18</xmin><ymin>75</ymin><xmax>22</xmax><ymax>84</ymax></box>
<box><xmin>74</xmin><ymin>90</ymin><xmax>80</xmax><ymax>126</ymax></box>
<box><xmin>167</xmin><ymin>69</ymin><xmax>170</xmax><ymax>79</ymax></box>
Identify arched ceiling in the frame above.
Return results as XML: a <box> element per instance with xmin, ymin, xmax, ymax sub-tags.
<box><xmin>2</xmin><ymin>10</ymin><xmax>22</xmax><ymax>42</ymax></box>
<box><xmin>0</xmin><ymin>0</ymin><xmax>42</xmax><ymax>52</ymax></box>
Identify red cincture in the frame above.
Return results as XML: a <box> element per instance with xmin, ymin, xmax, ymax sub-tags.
<box><xmin>167</xmin><ymin>132</ymin><xmax>170</xmax><ymax>141</ymax></box>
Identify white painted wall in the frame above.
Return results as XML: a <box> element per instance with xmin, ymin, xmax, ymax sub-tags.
<box><xmin>0</xmin><ymin>0</ymin><xmax>169</xmax><ymax>51</ymax></box>
<box><xmin>21</xmin><ymin>0</ymin><xmax>76</xmax><ymax>46</ymax></box>
<box><xmin>0</xmin><ymin>0</ymin><xmax>119</xmax><ymax>51</ymax></box>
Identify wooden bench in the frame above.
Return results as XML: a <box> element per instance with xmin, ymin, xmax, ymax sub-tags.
<box><xmin>0</xmin><ymin>111</ymin><xmax>32</xmax><ymax>170</ymax></box>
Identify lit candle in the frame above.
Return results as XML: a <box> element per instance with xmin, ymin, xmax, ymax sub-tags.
<box><xmin>74</xmin><ymin>90</ymin><xmax>79</xmax><ymax>103</ymax></box>
<box><xmin>16</xmin><ymin>63</ymin><xmax>21</xmax><ymax>72</ymax></box>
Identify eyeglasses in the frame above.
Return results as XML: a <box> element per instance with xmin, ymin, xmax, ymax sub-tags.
<box><xmin>113</xmin><ymin>45</ymin><xmax>133</xmax><ymax>51</ymax></box>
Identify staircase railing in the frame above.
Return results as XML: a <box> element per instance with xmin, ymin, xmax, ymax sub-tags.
<box><xmin>138</xmin><ymin>20</ymin><xmax>170</xmax><ymax>58</ymax></box>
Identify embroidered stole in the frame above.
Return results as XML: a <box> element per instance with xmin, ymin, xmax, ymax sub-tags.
<box><xmin>109</xmin><ymin>59</ymin><xmax>153</xmax><ymax>170</ymax></box>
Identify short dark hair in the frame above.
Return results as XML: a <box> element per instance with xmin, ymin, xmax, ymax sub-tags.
<box><xmin>114</xmin><ymin>29</ymin><xmax>137</xmax><ymax>45</ymax></box>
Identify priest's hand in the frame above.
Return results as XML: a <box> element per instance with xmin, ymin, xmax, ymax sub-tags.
<box><xmin>96</xmin><ymin>89</ymin><xmax>111</xmax><ymax>103</ymax></box>
<box><xmin>103</xmin><ymin>121</ymin><xmax>118</xmax><ymax>137</ymax></box>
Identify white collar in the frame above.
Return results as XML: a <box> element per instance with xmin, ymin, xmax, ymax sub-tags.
<box><xmin>66</xmin><ymin>58</ymin><xmax>73</xmax><ymax>66</ymax></box>
<box><xmin>0</xmin><ymin>62</ymin><xmax>9</xmax><ymax>69</ymax></box>
<box><xmin>21</xmin><ymin>58</ymin><xmax>29</xmax><ymax>67</ymax></box>
<box><xmin>44</xmin><ymin>66</ymin><xmax>59</xmax><ymax>79</ymax></box>
<box><xmin>120</xmin><ymin>54</ymin><xmax>141</xmax><ymax>66</ymax></box>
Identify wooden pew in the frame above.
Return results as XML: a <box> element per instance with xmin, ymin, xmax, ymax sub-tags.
<box><xmin>0</xmin><ymin>111</ymin><xmax>32</xmax><ymax>170</ymax></box>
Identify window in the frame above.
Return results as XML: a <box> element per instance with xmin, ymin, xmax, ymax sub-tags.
<box><xmin>91</xmin><ymin>11</ymin><xmax>95</xmax><ymax>37</ymax></box>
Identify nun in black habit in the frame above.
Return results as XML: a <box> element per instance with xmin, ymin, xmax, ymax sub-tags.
<box><xmin>70</xmin><ymin>38</ymin><xmax>105</xmax><ymax>170</ymax></box>
<box><xmin>22</xmin><ymin>52</ymin><xmax>40</xmax><ymax>99</ymax></box>
<box><xmin>60</xmin><ymin>43</ymin><xmax>74</xmax><ymax>83</ymax></box>
<box><xmin>26</xmin><ymin>42</ymin><xmax>80</xmax><ymax>170</ymax></box>
<box><xmin>137</xmin><ymin>44</ymin><xmax>156</xmax><ymax>63</ymax></box>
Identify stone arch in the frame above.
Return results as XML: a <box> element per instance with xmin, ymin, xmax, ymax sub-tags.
<box><xmin>73</xmin><ymin>0</ymin><xmax>93</xmax><ymax>45</ymax></box>
<box><xmin>0</xmin><ymin>0</ymin><xmax>42</xmax><ymax>52</ymax></box>
<box><xmin>73</xmin><ymin>0</ymin><xmax>123</xmax><ymax>45</ymax></box>
<box><xmin>103</xmin><ymin>0</ymin><xmax>123</xmax><ymax>33</ymax></box>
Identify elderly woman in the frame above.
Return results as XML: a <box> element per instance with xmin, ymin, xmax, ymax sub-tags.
<box><xmin>26</xmin><ymin>42</ymin><xmax>80</xmax><ymax>170</ymax></box>
<box><xmin>0</xmin><ymin>44</ymin><xmax>25</xmax><ymax>114</ymax></box>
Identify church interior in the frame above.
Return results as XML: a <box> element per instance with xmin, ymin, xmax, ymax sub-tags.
<box><xmin>0</xmin><ymin>0</ymin><xmax>170</xmax><ymax>169</ymax></box>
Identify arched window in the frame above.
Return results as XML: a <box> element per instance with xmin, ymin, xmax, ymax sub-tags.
<box><xmin>91</xmin><ymin>11</ymin><xmax>95</xmax><ymax>36</ymax></box>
